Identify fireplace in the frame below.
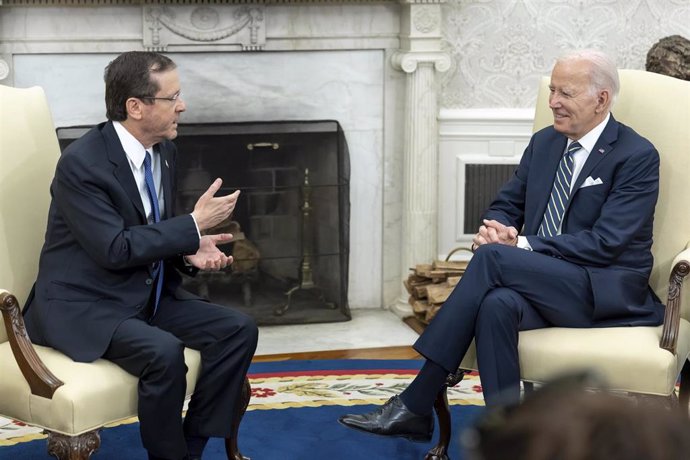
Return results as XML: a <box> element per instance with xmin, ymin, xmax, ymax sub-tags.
<box><xmin>57</xmin><ymin>120</ymin><xmax>351</xmax><ymax>325</ymax></box>
<box><xmin>174</xmin><ymin>120</ymin><xmax>351</xmax><ymax>324</ymax></box>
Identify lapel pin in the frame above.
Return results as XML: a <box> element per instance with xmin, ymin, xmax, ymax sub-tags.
<box><xmin>598</xmin><ymin>148</ymin><xmax>605</xmax><ymax>154</ymax></box>
<box><xmin>165</xmin><ymin>160</ymin><xmax>169</xmax><ymax>168</ymax></box>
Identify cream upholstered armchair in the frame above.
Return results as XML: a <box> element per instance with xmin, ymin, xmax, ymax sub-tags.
<box><xmin>0</xmin><ymin>85</ymin><xmax>250</xmax><ymax>460</ymax></box>
<box><xmin>425</xmin><ymin>70</ymin><xmax>690</xmax><ymax>460</ymax></box>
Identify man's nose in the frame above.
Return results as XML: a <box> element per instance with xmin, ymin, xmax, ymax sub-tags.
<box><xmin>549</xmin><ymin>94</ymin><xmax>560</xmax><ymax>108</ymax></box>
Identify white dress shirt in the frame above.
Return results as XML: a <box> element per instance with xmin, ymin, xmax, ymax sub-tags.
<box><xmin>113</xmin><ymin>121</ymin><xmax>165</xmax><ymax>224</ymax></box>
<box><xmin>517</xmin><ymin>113</ymin><xmax>611</xmax><ymax>248</ymax></box>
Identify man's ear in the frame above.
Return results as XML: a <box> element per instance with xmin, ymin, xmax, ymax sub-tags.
<box><xmin>595</xmin><ymin>89</ymin><xmax>610</xmax><ymax>113</ymax></box>
<box><xmin>125</xmin><ymin>97</ymin><xmax>144</xmax><ymax>121</ymax></box>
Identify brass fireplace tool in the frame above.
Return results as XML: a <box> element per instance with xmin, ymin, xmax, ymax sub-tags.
<box><xmin>275</xmin><ymin>168</ymin><xmax>335</xmax><ymax>315</ymax></box>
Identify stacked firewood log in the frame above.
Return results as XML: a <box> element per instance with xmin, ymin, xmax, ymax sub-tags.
<box><xmin>404</xmin><ymin>253</ymin><xmax>471</xmax><ymax>324</ymax></box>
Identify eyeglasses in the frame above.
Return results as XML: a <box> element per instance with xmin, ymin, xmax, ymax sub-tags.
<box><xmin>140</xmin><ymin>92</ymin><xmax>182</xmax><ymax>104</ymax></box>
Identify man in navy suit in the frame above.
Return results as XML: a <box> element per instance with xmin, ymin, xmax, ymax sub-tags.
<box><xmin>23</xmin><ymin>52</ymin><xmax>258</xmax><ymax>460</ymax></box>
<box><xmin>339</xmin><ymin>49</ymin><xmax>665</xmax><ymax>442</ymax></box>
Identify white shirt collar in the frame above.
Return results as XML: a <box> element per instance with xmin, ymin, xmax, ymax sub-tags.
<box><xmin>569</xmin><ymin>113</ymin><xmax>610</xmax><ymax>154</ymax></box>
<box><xmin>112</xmin><ymin>121</ymin><xmax>149</xmax><ymax>168</ymax></box>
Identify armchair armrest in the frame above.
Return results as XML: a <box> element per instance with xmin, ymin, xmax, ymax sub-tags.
<box><xmin>659</xmin><ymin>248</ymin><xmax>690</xmax><ymax>354</ymax></box>
<box><xmin>0</xmin><ymin>290</ymin><xmax>63</xmax><ymax>398</ymax></box>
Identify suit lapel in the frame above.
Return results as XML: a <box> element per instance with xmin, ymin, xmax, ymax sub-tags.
<box><xmin>103</xmin><ymin>121</ymin><xmax>147</xmax><ymax>223</ymax></box>
<box><xmin>560</xmin><ymin>115</ymin><xmax>618</xmax><ymax>230</ymax></box>
<box><xmin>568</xmin><ymin>116</ymin><xmax>618</xmax><ymax>203</ymax></box>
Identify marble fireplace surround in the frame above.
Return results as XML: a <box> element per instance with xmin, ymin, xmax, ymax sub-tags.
<box><xmin>0</xmin><ymin>1</ymin><xmax>450</xmax><ymax>314</ymax></box>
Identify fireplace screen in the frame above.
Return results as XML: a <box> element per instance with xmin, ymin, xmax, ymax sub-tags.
<box><xmin>56</xmin><ymin>120</ymin><xmax>351</xmax><ymax>326</ymax></box>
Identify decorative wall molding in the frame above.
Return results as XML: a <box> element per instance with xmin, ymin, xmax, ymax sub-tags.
<box><xmin>391</xmin><ymin>50</ymin><xmax>450</xmax><ymax>73</ymax></box>
<box><xmin>144</xmin><ymin>5</ymin><xmax>265</xmax><ymax>51</ymax></box>
<box><xmin>412</xmin><ymin>5</ymin><xmax>440</xmax><ymax>33</ymax></box>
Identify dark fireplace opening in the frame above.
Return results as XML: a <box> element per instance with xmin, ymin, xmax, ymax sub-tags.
<box><xmin>56</xmin><ymin>120</ymin><xmax>351</xmax><ymax>326</ymax></box>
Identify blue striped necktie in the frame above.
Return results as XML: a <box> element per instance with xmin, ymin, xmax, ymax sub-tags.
<box><xmin>538</xmin><ymin>142</ymin><xmax>582</xmax><ymax>237</ymax></box>
<box><xmin>143</xmin><ymin>151</ymin><xmax>163</xmax><ymax>315</ymax></box>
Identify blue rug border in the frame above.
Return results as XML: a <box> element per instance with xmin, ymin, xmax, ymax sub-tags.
<box><xmin>248</xmin><ymin>358</ymin><xmax>424</xmax><ymax>374</ymax></box>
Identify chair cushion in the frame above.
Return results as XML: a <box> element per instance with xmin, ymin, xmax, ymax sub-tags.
<box><xmin>459</xmin><ymin>319</ymin><xmax>690</xmax><ymax>396</ymax></box>
<box><xmin>0</xmin><ymin>343</ymin><xmax>201</xmax><ymax>436</ymax></box>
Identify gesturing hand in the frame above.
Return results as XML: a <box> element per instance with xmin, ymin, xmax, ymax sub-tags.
<box><xmin>186</xmin><ymin>234</ymin><xmax>234</xmax><ymax>271</ymax></box>
<box><xmin>192</xmin><ymin>178</ymin><xmax>241</xmax><ymax>231</ymax></box>
<box><xmin>472</xmin><ymin>219</ymin><xmax>519</xmax><ymax>249</ymax></box>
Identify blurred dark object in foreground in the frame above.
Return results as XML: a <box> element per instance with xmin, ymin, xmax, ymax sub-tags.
<box><xmin>464</xmin><ymin>371</ymin><xmax>690</xmax><ymax>460</ymax></box>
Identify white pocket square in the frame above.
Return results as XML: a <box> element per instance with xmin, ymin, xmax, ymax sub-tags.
<box><xmin>580</xmin><ymin>176</ymin><xmax>603</xmax><ymax>188</ymax></box>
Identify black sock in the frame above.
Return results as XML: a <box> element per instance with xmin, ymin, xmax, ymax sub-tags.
<box><xmin>185</xmin><ymin>435</ymin><xmax>209</xmax><ymax>458</ymax></box>
<box><xmin>399</xmin><ymin>359</ymin><xmax>449</xmax><ymax>415</ymax></box>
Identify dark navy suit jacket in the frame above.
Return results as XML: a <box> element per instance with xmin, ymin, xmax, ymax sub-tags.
<box><xmin>483</xmin><ymin>115</ymin><xmax>664</xmax><ymax>326</ymax></box>
<box><xmin>24</xmin><ymin>121</ymin><xmax>203</xmax><ymax>362</ymax></box>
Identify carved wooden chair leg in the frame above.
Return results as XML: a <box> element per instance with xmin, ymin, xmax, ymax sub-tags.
<box><xmin>678</xmin><ymin>358</ymin><xmax>690</xmax><ymax>417</ymax></box>
<box><xmin>424</xmin><ymin>386</ymin><xmax>451</xmax><ymax>460</ymax></box>
<box><xmin>225</xmin><ymin>376</ymin><xmax>252</xmax><ymax>460</ymax></box>
<box><xmin>46</xmin><ymin>430</ymin><xmax>100</xmax><ymax>460</ymax></box>
<box><xmin>425</xmin><ymin>369</ymin><xmax>467</xmax><ymax>460</ymax></box>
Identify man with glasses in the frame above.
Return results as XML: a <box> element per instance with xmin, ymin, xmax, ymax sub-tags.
<box><xmin>23</xmin><ymin>51</ymin><xmax>257</xmax><ymax>460</ymax></box>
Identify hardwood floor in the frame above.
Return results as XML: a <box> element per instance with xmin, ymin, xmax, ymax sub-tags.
<box><xmin>253</xmin><ymin>345</ymin><xmax>421</xmax><ymax>362</ymax></box>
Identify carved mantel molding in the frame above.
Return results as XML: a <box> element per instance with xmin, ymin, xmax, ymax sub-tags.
<box><xmin>144</xmin><ymin>5</ymin><xmax>266</xmax><ymax>51</ymax></box>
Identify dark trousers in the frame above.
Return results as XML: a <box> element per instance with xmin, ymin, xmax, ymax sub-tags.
<box><xmin>414</xmin><ymin>243</ymin><xmax>595</xmax><ymax>406</ymax></box>
<box><xmin>103</xmin><ymin>295</ymin><xmax>258</xmax><ymax>459</ymax></box>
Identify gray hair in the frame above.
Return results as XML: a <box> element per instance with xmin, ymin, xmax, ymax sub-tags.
<box><xmin>556</xmin><ymin>49</ymin><xmax>619</xmax><ymax>108</ymax></box>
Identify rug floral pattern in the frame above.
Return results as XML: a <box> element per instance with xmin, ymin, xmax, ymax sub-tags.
<box><xmin>247</xmin><ymin>369</ymin><xmax>484</xmax><ymax>410</ymax></box>
<box><xmin>0</xmin><ymin>368</ymin><xmax>483</xmax><ymax>445</ymax></box>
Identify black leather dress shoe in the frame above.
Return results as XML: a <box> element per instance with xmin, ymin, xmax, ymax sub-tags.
<box><xmin>338</xmin><ymin>395</ymin><xmax>434</xmax><ymax>442</ymax></box>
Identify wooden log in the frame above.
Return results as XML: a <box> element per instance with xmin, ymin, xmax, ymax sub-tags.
<box><xmin>429</xmin><ymin>269</ymin><xmax>465</xmax><ymax>277</ymax></box>
<box><xmin>413</xmin><ymin>284</ymin><xmax>429</xmax><ymax>299</ymax></box>
<box><xmin>426</xmin><ymin>284</ymin><xmax>455</xmax><ymax>304</ymax></box>
<box><xmin>407</xmin><ymin>273</ymin><xmax>430</xmax><ymax>285</ymax></box>
<box><xmin>425</xmin><ymin>305</ymin><xmax>442</xmax><ymax>323</ymax></box>
<box><xmin>447</xmin><ymin>275</ymin><xmax>461</xmax><ymax>287</ymax></box>
<box><xmin>409</xmin><ymin>297</ymin><xmax>431</xmax><ymax>314</ymax></box>
<box><xmin>433</xmin><ymin>260</ymin><xmax>469</xmax><ymax>271</ymax></box>
<box><xmin>415</xmin><ymin>264</ymin><xmax>433</xmax><ymax>278</ymax></box>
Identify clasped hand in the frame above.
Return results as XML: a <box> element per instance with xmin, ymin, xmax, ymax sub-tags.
<box><xmin>472</xmin><ymin>219</ymin><xmax>518</xmax><ymax>250</ymax></box>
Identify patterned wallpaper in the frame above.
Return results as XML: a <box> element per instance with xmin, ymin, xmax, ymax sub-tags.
<box><xmin>440</xmin><ymin>0</ymin><xmax>690</xmax><ymax>108</ymax></box>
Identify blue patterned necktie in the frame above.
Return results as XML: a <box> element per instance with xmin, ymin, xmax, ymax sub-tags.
<box><xmin>143</xmin><ymin>151</ymin><xmax>163</xmax><ymax>315</ymax></box>
<box><xmin>538</xmin><ymin>142</ymin><xmax>582</xmax><ymax>237</ymax></box>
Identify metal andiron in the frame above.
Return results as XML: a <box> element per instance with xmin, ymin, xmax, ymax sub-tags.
<box><xmin>275</xmin><ymin>168</ymin><xmax>335</xmax><ymax>316</ymax></box>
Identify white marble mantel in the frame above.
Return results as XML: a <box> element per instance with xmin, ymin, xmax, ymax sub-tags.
<box><xmin>0</xmin><ymin>1</ymin><xmax>449</xmax><ymax>315</ymax></box>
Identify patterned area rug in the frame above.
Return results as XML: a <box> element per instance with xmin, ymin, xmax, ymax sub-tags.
<box><xmin>0</xmin><ymin>359</ymin><xmax>486</xmax><ymax>459</ymax></box>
